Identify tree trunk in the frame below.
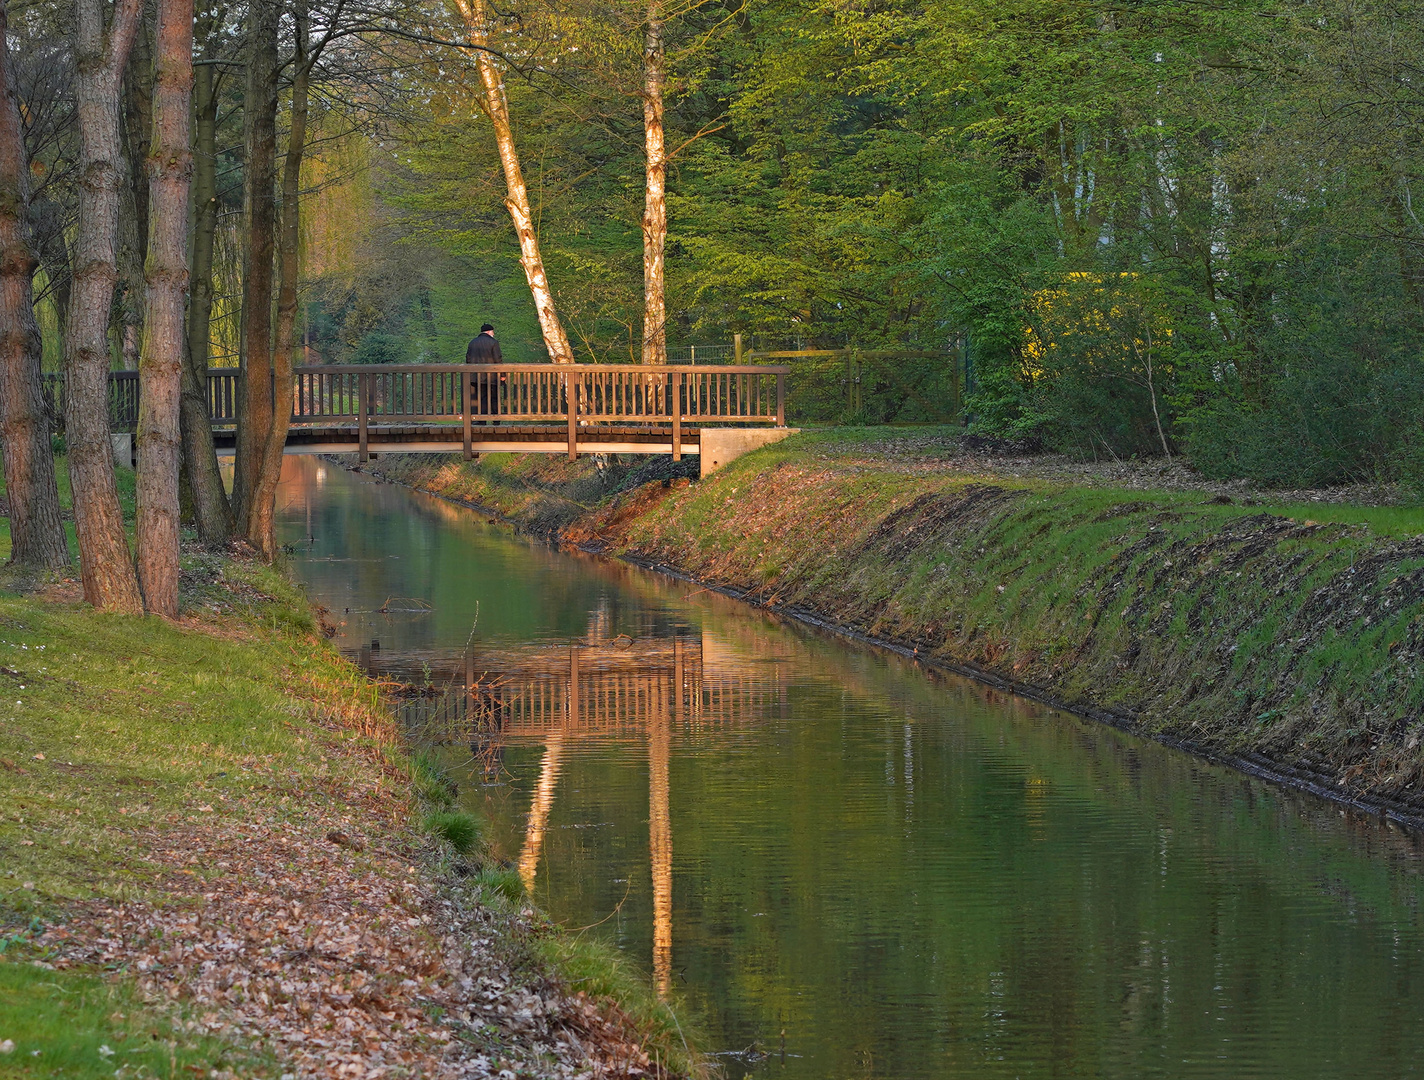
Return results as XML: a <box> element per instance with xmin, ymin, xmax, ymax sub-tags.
<box><xmin>454</xmin><ymin>0</ymin><xmax>574</xmax><ymax>363</ymax></box>
<box><xmin>116</xmin><ymin>12</ymin><xmax>151</xmax><ymax>372</ymax></box>
<box><xmin>641</xmin><ymin>0</ymin><xmax>667</xmax><ymax>365</ymax></box>
<box><xmin>0</xmin><ymin>0</ymin><xmax>68</xmax><ymax>570</ymax></box>
<box><xmin>232</xmin><ymin>0</ymin><xmax>278</xmax><ymax>529</ymax></box>
<box><xmin>66</xmin><ymin>0</ymin><xmax>144</xmax><ymax>611</ymax></box>
<box><xmin>246</xmin><ymin>1</ymin><xmax>308</xmax><ymax>559</ymax></box>
<box><xmin>133</xmin><ymin>0</ymin><xmax>192</xmax><ymax>616</ymax></box>
<box><xmin>179</xmin><ymin>53</ymin><xmax>232</xmax><ymax>542</ymax></box>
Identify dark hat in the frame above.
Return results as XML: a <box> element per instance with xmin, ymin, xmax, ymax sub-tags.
<box><xmin>480</xmin><ymin>323</ymin><xmax>495</xmax><ymax>333</ymax></box>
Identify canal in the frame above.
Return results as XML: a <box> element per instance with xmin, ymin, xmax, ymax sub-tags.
<box><xmin>277</xmin><ymin>456</ymin><xmax>1424</xmax><ymax>1079</ymax></box>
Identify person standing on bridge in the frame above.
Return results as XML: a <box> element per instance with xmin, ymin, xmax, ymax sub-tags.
<box><xmin>466</xmin><ymin>324</ymin><xmax>504</xmax><ymax>424</ymax></box>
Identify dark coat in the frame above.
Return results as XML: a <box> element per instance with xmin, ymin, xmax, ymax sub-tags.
<box><xmin>465</xmin><ymin>333</ymin><xmax>503</xmax><ymax>363</ymax></box>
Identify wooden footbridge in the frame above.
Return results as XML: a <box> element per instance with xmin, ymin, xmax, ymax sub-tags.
<box><xmin>72</xmin><ymin>363</ymin><xmax>793</xmax><ymax>471</ymax></box>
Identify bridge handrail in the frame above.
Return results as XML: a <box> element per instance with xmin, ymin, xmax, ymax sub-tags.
<box><xmin>292</xmin><ymin>363</ymin><xmax>792</xmax><ymax>374</ymax></box>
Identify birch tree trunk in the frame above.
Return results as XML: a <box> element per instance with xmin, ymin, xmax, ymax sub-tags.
<box><xmin>65</xmin><ymin>0</ymin><xmax>144</xmax><ymax>611</ymax></box>
<box><xmin>232</xmin><ymin>0</ymin><xmax>278</xmax><ymax>529</ymax></box>
<box><xmin>246</xmin><ymin>2</ymin><xmax>308</xmax><ymax>559</ymax></box>
<box><xmin>133</xmin><ymin>0</ymin><xmax>192</xmax><ymax>616</ymax></box>
<box><xmin>180</xmin><ymin>51</ymin><xmax>233</xmax><ymax>542</ymax></box>
<box><xmin>0</xmin><ymin>0</ymin><xmax>69</xmax><ymax>571</ymax></box>
<box><xmin>452</xmin><ymin>0</ymin><xmax>574</xmax><ymax>363</ymax></box>
<box><xmin>641</xmin><ymin>0</ymin><xmax>667</xmax><ymax>366</ymax></box>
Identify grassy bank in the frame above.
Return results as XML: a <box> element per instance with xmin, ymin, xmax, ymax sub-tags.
<box><xmin>367</xmin><ymin>430</ymin><xmax>1424</xmax><ymax>820</ymax></box>
<box><xmin>0</xmin><ymin>462</ymin><xmax>692</xmax><ymax>1078</ymax></box>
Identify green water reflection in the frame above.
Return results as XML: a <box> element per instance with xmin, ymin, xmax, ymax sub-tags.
<box><xmin>278</xmin><ymin>456</ymin><xmax>1424</xmax><ymax>1079</ymax></box>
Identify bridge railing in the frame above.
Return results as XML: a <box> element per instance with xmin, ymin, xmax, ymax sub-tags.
<box><xmin>290</xmin><ymin>364</ymin><xmax>787</xmax><ymax>425</ymax></box>
<box><xmin>45</xmin><ymin>363</ymin><xmax>790</xmax><ymax>460</ymax></box>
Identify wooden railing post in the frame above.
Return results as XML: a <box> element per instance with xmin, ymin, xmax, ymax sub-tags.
<box><xmin>358</xmin><ymin>372</ymin><xmax>369</xmax><ymax>462</ymax></box>
<box><xmin>776</xmin><ymin>371</ymin><xmax>786</xmax><ymax>427</ymax></box>
<box><xmin>671</xmin><ymin>369</ymin><xmax>682</xmax><ymax>462</ymax></box>
<box><xmin>566</xmin><ymin>369</ymin><xmax>578</xmax><ymax>461</ymax></box>
<box><xmin>462</xmin><ymin>367</ymin><xmax>473</xmax><ymax>460</ymax></box>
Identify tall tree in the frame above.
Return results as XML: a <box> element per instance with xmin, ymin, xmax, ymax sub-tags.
<box><xmin>451</xmin><ymin>0</ymin><xmax>574</xmax><ymax>363</ymax></box>
<box><xmin>178</xmin><ymin>26</ymin><xmax>234</xmax><ymax>544</ymax></box>
<box><xmin>66</xmin><ymin>0</ymin><xmax>143</xmax><ymax>610</ymax></box>
<box><xmin>641</xmin><ymin>0</ymin><xmax>666</xmax><ymax>365</ymax></box>
<box><xmin>232</xmin><ymin>0</ymin><xmax>278</xmax><ymax>531</ymax></box>
<box><xmin>0</xmin><ymin>0</ymin><xmax>69</xmax><ymax>571</ymax></box>
<box><xmin>246</xmin><ymin>0</ymin><xmax>312</xmax><ymax>558</ymax></box>
<box><xmin>133</xmin><ymin>0</ymin><xmax>193</xmax><ymax>615</ymax></box>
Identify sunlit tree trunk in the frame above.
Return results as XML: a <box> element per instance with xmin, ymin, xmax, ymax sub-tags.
<box><xmin>133</xmin><ymin>0</ymin><xmax>193</xmax><ymax>616</ymax></box>
<box><xmin>247</xmin><ymin>1</ymin><xmax>309</xmax><ymax>559</ymax></box>
<box><xmin>116</xmin><ymin>16</ymin><xmax>151</xmax><ymax>374</ymax></box>
<box><xmin>0</xmin><ymin>0</ymin><xmax>68</xmax><ymax>570</ymax></box>
<box><xmin>180</xmin><ymin>55</ymin><xmax>233</xmax><ymax>543</ymax></box>
<box><xmin>65</xmin><ymin>0</ymin><xmax>144</xmax><ymax>611</ymax></box>
<box><xmin>452</xmin><ymin>0</ymin><xmax>574</xmax><ymax>363</ymax></box>
<box><xmin>233</xmin><ymin>0</ymin><xmax>278</xmax><ymax>529</ymax></box>
<box><xmin>641</xmin><ymin>0</ymin><xmax>667</xmax><ymax>365</ymax></box>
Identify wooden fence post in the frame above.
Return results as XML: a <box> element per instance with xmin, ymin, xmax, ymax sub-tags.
<box><xmin>462</xmin><ymin>368</ymin><xmax>473</xmax><ymax>460</ymax></box>
<box><xmin>566</xmin><ymin>369</ymin><xmax>578</xmax><ymax>461</ymax></box>
<box><xmin>734</xmin><ymin>333</ymin><xmax>743</xmax><ymax>365</ymax></box>
<box><xmin>776</xmin><ymin>371</ymin><xmax>786</xmax><ymax>427</ymax></box>
<box><xmin>358</xmin><ymin>372</ymin><xmax>369</xmax><ymax>462</ymax></box>
<box><xmin>671</xmin><ymin>369</ymin><xmax>682</xmax><ymax>461</ymax></box>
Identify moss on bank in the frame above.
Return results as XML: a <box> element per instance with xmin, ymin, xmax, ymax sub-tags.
<box><xmin>367</xmin><ymin>430</ymin><xmax>1424</xmax><ymax>820</ymax></box>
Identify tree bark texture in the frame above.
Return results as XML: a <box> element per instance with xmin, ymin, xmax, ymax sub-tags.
<box><xmin>134</xmin><ymin>0</ymin><xmax>193</xmax><ymax>616</ymax></box>
<box><xmin>641</xmin><ymin>0</ymin><xmax>667</xmax><ymax>365</ymax></box>
<box><xmin>233</xmin><ymin>0</ymin><xmax>278</xmax><ymax>529</ymax></box>
<box><xmin>115</xmin><ymin>14</ymin><xmax>152</xmax><ymax>372</ymax></box>
<box><xmin>179</xmin><ymin>51</ymin><xmax>232</xmax><ymax>542</ymax></box>
<box><xmin>247</xmin><ymin>2</ymin><xmax>308</xmax><ymax>559</ymax></box>
<box><xmin>65</xmin><ymin>0</ymin><xmax>144</xmax><ymax>611</ymax></box>
<box><xmin>0</xmin><ymin>0</ymin><xmax>69</xmax><ymax>570</ymax></box>
<box><xmin>454</xmin><ymin>0</ymin><xmax>574</xmax><ymax>363</ymax></box>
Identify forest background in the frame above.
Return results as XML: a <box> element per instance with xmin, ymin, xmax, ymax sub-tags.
<box><xmin>9</xmin><ymin>0</ymin><xmax>1424</xmax><ymax>532</ymax></box>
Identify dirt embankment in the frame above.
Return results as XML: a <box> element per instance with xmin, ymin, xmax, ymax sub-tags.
<box><xmin>365</xmin><ymin>435</ymin><xmax>1424</xmax><ymax>823</ymax></box>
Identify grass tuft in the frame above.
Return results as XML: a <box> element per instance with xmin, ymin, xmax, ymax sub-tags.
<box><xmin>424</xmin><ymin>810</ymin><xmax>480</xmax><ymax>855</ymax></box>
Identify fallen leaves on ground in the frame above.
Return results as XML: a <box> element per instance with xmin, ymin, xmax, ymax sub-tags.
<box><xmin>43</xmin><ymin>812</ymin><xmax>673</xmax><ymax>1079</ymax></box>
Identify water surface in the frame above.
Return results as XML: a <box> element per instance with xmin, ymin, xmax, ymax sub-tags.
<box><xmin>278</xmin><ymin>456</ymin><xmax>1424</xmax><ymax>1079</ymax></box>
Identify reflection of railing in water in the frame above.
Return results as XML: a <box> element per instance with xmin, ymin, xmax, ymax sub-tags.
<box><xmin>366</xmin><ymin>631</ymin><xmax>785</xmax><ymax>1001</ymax></box>
<box><xmin>362</xmin><ymin>634</ymin><xmax>785</xmax><ymax>743</ymax></box>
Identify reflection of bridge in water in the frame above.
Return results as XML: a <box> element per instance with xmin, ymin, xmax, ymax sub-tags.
<box><xmin>360</xmin><ymin>632</ymin><xmax>786</xmax><ymax>996</ymax></box>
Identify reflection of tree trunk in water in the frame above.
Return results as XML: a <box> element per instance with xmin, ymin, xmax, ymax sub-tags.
<box><xmin>451</xmin><ymin>0</ymin><xmax>573</xmax><ymax>363</ymax></box>
<box><xmin>518</xmin><ymin>732</ymin><xmax>563</xmax><ymax>894</ymax></box>
<box><xmin>649</xmin><ymin>669</ymin><xmax>673</xmax><ymax>998</ymax></box>
<box><xmin>518</xmin><ymin>644</ymin><xmax>577</xmax><ymax>893</ymax></box>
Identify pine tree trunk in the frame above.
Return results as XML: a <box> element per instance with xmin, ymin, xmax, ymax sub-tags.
<box><xmin>0</xmin><ymin>0</ymin><xmax>68</xmax><ymax>570</ymax></box>
<box><xmin>134</xmin><ymin>0</ymin><xmax>193</xmax><ymax>616</ymax></box>
<box><xmin>115</xmin><ymin>14</ymin><xmax>152</xmax><ymax>373</ymax></box>
<box><xmin>180</xmin><ymin>56</ymin><xmax>232</xmax><ymax>543</ymax></box>
<box><xmin>65</xmin><ymin>0</ymin><xmax>144</xmax><ymax>611</ymax></box>
<box><xmin>641</xmin><ymin>0</ymin><xmax>667</xmax><ymax>366</ymax></box>
<box><xmin>247</xmin><ymin>3</ymin><xmax>308</xmax><ymax>559</ymax></box>
<box><xmin>233</xmin><ymin>0</ymin><xmax>278</xmax><ymax>529</ymax></box>
<box><xmin>455</xmin><ymin>0</ymin><xmax>574</xmax><ymax>363</ymax></box>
